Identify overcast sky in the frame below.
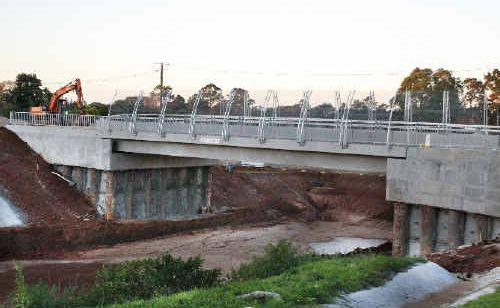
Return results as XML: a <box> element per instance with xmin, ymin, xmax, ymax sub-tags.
<box><xmin>1</xmin><ymin>0</ymin><xmax>499</xmax><ymax>105</ymax></box>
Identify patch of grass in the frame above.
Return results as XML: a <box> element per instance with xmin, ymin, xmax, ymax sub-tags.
<box><xmin>11</xmin><ymin>254</ymin><xmax>220</xmax><ymax>307</ymax></box>
<box><xmin>114</xmin><ymin>255</ymin><xmax>420</xmax><ymax>308</ymax></box>
<box><xmin>231</xmin><ymin>240</ymin><xmax>304</xmax><ymax>280</ymax></box>
<box><xmin>462</xmin><ymin>289</ymin><xmax>500</xmax><ymax>308</ymax></box>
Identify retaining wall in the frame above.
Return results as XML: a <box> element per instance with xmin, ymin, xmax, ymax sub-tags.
<box><xmin>53</xmin><ymin>165</ymin><xmax>211</xmax><ymax>221</ymax></box>
<box><xmin>387</xmin><ymin>147</ymin><xmax>500</xmax><ymax>217</ymax></box>
<box><xmin>393</xmin><ymin>203</ymin><xmax>500</xmax><ymax>256</ymax></box>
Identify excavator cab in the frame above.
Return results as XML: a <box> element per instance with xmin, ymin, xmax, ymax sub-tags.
<box><xmin>30</xmin><ymin>78</ymin><xmax>84</xmax><ymax>115</ymax></box>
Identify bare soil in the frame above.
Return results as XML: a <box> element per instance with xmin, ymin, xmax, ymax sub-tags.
<box><xmin>0</xmin><ymin>219</ymin><xmax>392</xmax><ymax>302</ymax></box>
<box><xmin>428</xmin><ymin>240</ymin><xmax>500</xmax><ymax>274</ymax></box>
<box><xmin>0</xmin><ymin>127</ymin><xmax>97</xmax><ymax>226</ymax></box>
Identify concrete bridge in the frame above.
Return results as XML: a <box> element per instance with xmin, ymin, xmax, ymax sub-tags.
<box><xmin>7</xmin><ymin>112</ymin><xmax>500</xmax><ymax>256</ymax></box>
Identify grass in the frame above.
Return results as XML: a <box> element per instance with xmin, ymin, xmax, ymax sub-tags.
<box><xmin>10</xmin><ymin>240</ymin><xmax>421</xmax><ymax>308</ymax></box>
<box><xmin>113</xmin><ymin>255</ymin><xmax>420</xmax><ymax>308</ymax></box>
<box><xmin>462</xmin><ymin>289</ymin><xmax>500</xmax><ymax>308</ymax></box>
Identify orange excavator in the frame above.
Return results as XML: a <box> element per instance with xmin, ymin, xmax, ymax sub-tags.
<box><xmin>30</xmin><ymin>78</ymin><xmax>84</xmax><ymax>114</ymax></box>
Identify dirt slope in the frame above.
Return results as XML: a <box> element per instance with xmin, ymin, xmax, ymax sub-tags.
<box><xmin>0</xmin><ymin>128</ymin><xmax>97</xmax><ymax>226</ymax></box>
<box><xmin>211</xmin><ymin>166</ymin><xmax>392</xmax><ymax>223</ymax></box>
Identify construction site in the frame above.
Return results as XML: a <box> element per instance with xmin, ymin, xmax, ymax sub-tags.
<box><xmin>0</xmin><ymin>69</ymin><xmax>499</xmax><ymax>306</ymax></box>
<box><xmin>1</xmin><ymin>1</ymin><xmax>500</xmax><ymax>304</ymax></box>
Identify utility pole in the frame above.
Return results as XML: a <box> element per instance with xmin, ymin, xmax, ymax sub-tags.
<box><xmin>154</xmin><ymin>62</ymin><xmax>169</xmax><ymax>105</ymax></box>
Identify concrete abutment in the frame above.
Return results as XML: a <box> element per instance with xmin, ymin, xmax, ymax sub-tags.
<box><xmin>54</xmin><ymin>165</ymin><xmax>211</xmax><ymax>221</ymax></box>
<box><xmin>392</xmin><ymin>203</ymin><xmax>500</xmax><ymax>256</ymax></box>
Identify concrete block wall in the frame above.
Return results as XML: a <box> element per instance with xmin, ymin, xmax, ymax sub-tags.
<box><xmin>393</xmin><ymin>203</ymin><xmax>500</xmax><ymax>256</ymax></box>
<box><xmin>387</xmin><ymin>147</ymin><xmax>500</xmax><ymax>218</ymax></box>
<box><xmin>54</xmin><ymin>165</ymin><xmax>210</xmax><ymax>221</ymax></box>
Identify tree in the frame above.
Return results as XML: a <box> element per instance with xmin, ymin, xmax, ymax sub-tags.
<box><xmin>397</xmin><ymin>68</ymin><xmax>463</xmax><ymax>122</ymax></box>
<box><xmin>0</xmin><ymin>81</ymin><xmax>15</xmax><ymax>116</ymax></box>
<box><xmin>310</xmin><ymin>103</ymin><xmax>334</xmax><ymax>118</ymax></box>
<box><xmin>5</xmin><ymin>73</ymin><xmax>51</xmax><ymax>111</ymax></box>
<box><xmin>484</xmin><ymin>69</ymin><xmax>500</xmax><ymax>107</ymax></box>
<box><xmin>168</xmin><ymin>95</ymin><xmax>188</xmax><ymax>114</ymax></box>
<box><xmin>110</xmin><ymin>96</ymin><xmax>137</xmax><ymax>114</ymax></box>
<box><xmin>187</xmin><ymin>83</ymin><xmax>224</xmax><ymax>115</ymax></box>
<box><xmin>463</xmin><ymin>78</ymin><xmax>485</xmax><ymax>108</ymax></box>
<box><xmin>225</xmin><ymin>88</ymin><xmax>254</xmax><ymax>116</ymax></box>
<box><xmin>484</xmin><ymin>69</ymin><xmax>500</xmax><ymax>125</ymax></box>
<box><xmin>84</xmin><ymin>102</ymin><xmax>109</xmax><ymax>116</ymax></box>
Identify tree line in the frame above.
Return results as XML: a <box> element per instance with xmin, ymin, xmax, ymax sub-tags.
<box><xmin>1</xmin><ymin>68</ymin><xmax>499</xmax><ymax>124</ymax></box>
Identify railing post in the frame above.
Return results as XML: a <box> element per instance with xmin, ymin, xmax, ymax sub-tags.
<box><xmin>221</xmin><ymin>89</ymin><xmax>236</xmax><ymax>141</ymax></box>
<box><xmin>296</xmin><ymin>90</ymin><xmax>312</xmax><ymax>145</ymax></box>
<box><xmin>189</xmin><ymin>90</ymin><xmax>203</xmax><ymax>138</ymax></box>
<box><xmin>158</xmin><ymin>91</ymin><xmax>171</xmax><ymax>137</ymax></box>
<box><xmin>339</xmin><ymin>91</ymin><xmax>354</xmax><ymax>148</ymax></box>
<box><xmin>129</xmin><ymin>91</ymin><xmax>144</xmax><ymax>135</ymax></box>
<box><xmin>258</xmin><ymin>90</ymin><xmax>273</xmax><ymax>143</ymax></box>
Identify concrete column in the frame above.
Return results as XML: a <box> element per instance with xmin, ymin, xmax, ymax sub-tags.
<box><xmin>392</xmin><ymin>203</ymin><xmax>409</xmax><ymax>256</ymax></box>
<box><xmin>60</xmin><ymin>165</ymin><xmax>72</xmax><ymax>180</ymax></box>
<box><xmin>85</xmin><ymin>169</ymin><xmax>98</xmax><ymax>205</ymax></box>
<box><xmin>204</xmin><ymin>167</ymin><xmax>213</xmax><ymax>213</ymax></box>
<box><xmin>103</xmin><ymin>171</ymin><xmax>115</xmax><ymax>221</ymax></box>
<box><xmin>475</xmin><ymin>214</ymin><xmax>490</xmax><ymax>242</ymax></box>
<box><xmin>421</xmin><ymin>205</ymin><xmax>437</xmax><ymax>256</ymax></box>
<box><xmin>144</xmin><ymin>170</ymin><xmax>152</xmax><ymax>218</ymax></box>
<box><xmin>447</xmin><ymin>210</ymin><xmax>464</xmax><ymax>249</ymax></box>
<box><xmin>72</xmin><ymin>167</ymin><xmax>85</xmax><ymax>192</ymax></box>
<box><xmin>126</xmin><ymin>171</ymin><xmax>135</xmax><ymax>219</ymax></box>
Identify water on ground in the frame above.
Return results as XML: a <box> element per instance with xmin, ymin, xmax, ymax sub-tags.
<box><xmin>0</xmin><ymin>193</ymin><xmax>23</xmax><ymax>227</ymax></box>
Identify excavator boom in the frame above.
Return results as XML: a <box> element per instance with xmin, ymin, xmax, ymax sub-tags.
<box><xmin>48</xmin><ymin>78</ymin><xmax>84</xmax><ymax>113</ymax></box>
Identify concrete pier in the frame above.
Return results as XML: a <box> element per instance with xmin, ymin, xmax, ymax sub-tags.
<box><xmin>54</xmin><ymin>165</ymin><xmax>210</xmax><ymax>221</ymax></box>
<box><xmin>393</xmin><ymin>203</ymin><xmax>500</xmax><ymax>256</ymax></box>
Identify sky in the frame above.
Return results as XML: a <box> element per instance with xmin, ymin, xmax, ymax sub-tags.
<box><xmin>1</xmin><ymin>0</ymin><xmax>499</xmax><ymax>106</ymax></box>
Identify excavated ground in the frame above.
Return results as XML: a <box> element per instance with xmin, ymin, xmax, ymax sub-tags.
<box><xmin>0</xmin><ymin>128</ymin><xmax>97</xmax><ymax>226</ymax></box>
<box><xmin>428</xmin><ymin>239</ymin><xmax>500</xmax><ymax>275</ymax></box>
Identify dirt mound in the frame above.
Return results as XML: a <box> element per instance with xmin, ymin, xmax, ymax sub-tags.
<box><xmin>428</xmin><ymin>239</ymin><xmax>500</xmax><ymax>274</ymax></box>
<box><xmin>211</xmin><ymin>166</ymin><xmax>392</xmax><ymax>222</ymax></box>
<box><xmin>0</xmin><ymin>128</ymin><xmax>97</xmax><ymax>226</ymax></box>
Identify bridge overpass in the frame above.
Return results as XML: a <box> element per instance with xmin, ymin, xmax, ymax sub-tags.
<box><xmin>7</xmin><ymin>112</ymin><xmax>500</xmax><ymax>256</ymax></box>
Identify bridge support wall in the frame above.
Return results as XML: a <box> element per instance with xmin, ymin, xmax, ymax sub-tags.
<box><xmin>392</xmin><ymin>203</ymin><xmax>500</xmax><ymax>256</ymax></box>
<box><xmin>387</xmin><ymin>147</ymin><xmax>500</xmax><ymax>217</ymax></box>
<box><xmin>54</xmin><ymin>165</ymin><xmax>211</xmax><ymax>221</ymax></box>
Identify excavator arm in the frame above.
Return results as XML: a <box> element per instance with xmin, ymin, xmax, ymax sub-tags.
<box><xmin>48</xmin><ymin>78</ymin><xmax>84</xmax><ymax>113</ymax></box>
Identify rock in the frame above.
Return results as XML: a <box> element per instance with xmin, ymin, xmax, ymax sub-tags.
<box><xmin>237</xmin><ymin>291</ymin><xmax>282</xmax><ymax>302</ymax></box>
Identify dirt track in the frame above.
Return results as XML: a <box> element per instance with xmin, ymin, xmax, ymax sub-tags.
<box><xmin>0</xmin><ymin>218</ymin><xmax>392</xmax><ymax>301</ymax></box>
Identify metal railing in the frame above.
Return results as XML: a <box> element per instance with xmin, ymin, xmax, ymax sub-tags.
<box><xmin>8</xmin><ymin>112</ymin><xmax>500</xmax><ymax>150</ymax></box>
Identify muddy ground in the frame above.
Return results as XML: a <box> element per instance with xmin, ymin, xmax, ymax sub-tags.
<box><xmin>0</xmin><ymin>128</ymin><xmax>97</xmax><ymax>226</ymax></box>
<box><xmin>0</xmin><ymin>218</ymin><xmax>392</xmax><ymax>302</ymax></box>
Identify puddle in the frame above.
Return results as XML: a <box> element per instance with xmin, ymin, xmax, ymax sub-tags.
<box><xmin>309</xmin><ymin>237</ymin><xmax>388</xmax><ymax>255</ymax></box>
<box><xmin>326</xmin><ymin>262</ymin><xmax>458</xmax><ymax>308</ymax></box>
<box><xmin>0</xmin><ymin>192</ymin><xmax>23</xmax><ymax>227</ymax></box>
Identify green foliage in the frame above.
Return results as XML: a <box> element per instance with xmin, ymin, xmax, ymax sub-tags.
<box><xmin>12</xmin><ymin>264</ymin><xmax>30</xmax><ymax>308</ymax></box>
<box><xmin>187</xmin><ymin>83</ymin><xmax>224</xmax><ymax>115</ymax></box>
<box><xmin>10</xmin><ymin>253</ymin><xmax>220</xmax><ymax>307</ymax></box>
<box><xmin>4</xmin><ymin>73</ymin><xmax>51</xmax><ymax>112</ymax></box>
<box><xmin>85</xmin><ymin>254</ymin><xmax>220</xmax><ymax>305</ymax></box>
<box><xmin>462</xmin><ymin>289</ymin><xmax>500</xmax><ymax>308</ymax></box>
<box><xmin>231</xmin><ymin>240</ymin><xmax>303</xmax><ymax>280</ymax></box>
<box><xmin>116</xmin><ymin>255</ymin><xmax>420</xmax><ymax>308</ymax></box>
<box><xmin>83</xmin><ymin>102</ymin><xmax>109</xmax><ymax>116</ymax></box>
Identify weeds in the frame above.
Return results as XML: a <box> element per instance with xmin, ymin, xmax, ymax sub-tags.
<box><xmin>10</xmin><ymin>253</ymin><xmax>220</xmax><ymax>307</ymax></box>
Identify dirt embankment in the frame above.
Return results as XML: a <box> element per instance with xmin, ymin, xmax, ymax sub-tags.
<box><xmin>0</xmin><ymin>128</ymin><xmax>97</xmax><ymax>226</ymax></box>
<box><xmin>428</xmin><ymin>240</ymin><xmax>500</xmax><ymax>275</ymax></box>
<box><xmin>211</xmin><ymin>166</ymin><xmax>392</xmax><ymax>223</ymax></box>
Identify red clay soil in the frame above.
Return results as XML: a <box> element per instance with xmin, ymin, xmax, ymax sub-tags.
<box><xmin>211</xmin><ymin>166</ymin><xmax>392</xmax><ymax>222</ymax></box>
<box><xmin>0</xmin><ymin>128</ymin><xmax>97</xmax><ymax>226</ymax></box>
<box><xmin>428</xmin><ymin>239</ymin><xmax>500</xmax><ymax>274</ymax></box>
<box><xmin>0</xmin><ymin>262</ymin><xmax>104</xmax><ymax>303</ymax></box>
